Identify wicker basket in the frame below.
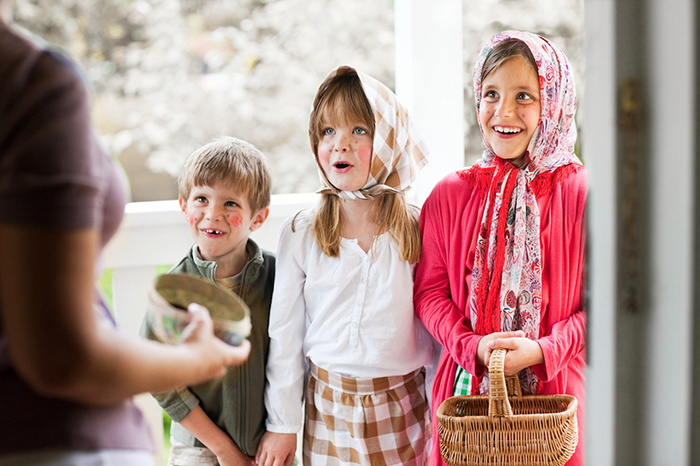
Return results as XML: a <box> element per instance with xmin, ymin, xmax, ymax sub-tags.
<box><xmin>437</xmin><ymin>348</ymin><xmax>578</xmax><ymax>466</ymax></box>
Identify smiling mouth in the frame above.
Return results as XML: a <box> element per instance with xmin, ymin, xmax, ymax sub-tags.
<box><xmin>202</xmin><ymin>229</ymin><xmax>224</xmax><ymax>236</ymax></box>
<box><xmin>494</xmin><ymin>126</ymin><xmax>523</xmax><ymax>135</ymax></box>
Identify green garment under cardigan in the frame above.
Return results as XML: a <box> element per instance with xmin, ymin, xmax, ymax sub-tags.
<box><xmin>140</xmin><ymin>240</ymin><xmax>275</xmax><ymax>457</ymax></box>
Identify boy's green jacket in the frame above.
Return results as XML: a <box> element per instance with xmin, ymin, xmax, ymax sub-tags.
<box><xmin>140</xmin><ymin>240</ymin><xmax>275</xmax><ymax>457</ymax></box>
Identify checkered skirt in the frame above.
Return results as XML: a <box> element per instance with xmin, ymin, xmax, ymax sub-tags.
<box><xmin>304</xmin><ymin>362</ymin><xmax>430</xmax><ymax>466</ymax></box>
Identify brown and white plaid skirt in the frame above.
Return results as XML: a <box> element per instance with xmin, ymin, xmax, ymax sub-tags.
<box><xmin>303</xmin><ymin>362</ymin><xmax>431</xmax><ymax>466</ymax></box>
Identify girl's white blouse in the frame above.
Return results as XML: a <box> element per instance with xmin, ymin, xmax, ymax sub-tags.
<box><xmin>264</xmin><ymin>210</ymin><xmax>433</xmax><ymax>433</ymax></box>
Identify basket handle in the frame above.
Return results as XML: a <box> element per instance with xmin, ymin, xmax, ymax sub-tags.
<box><xmin>488</xmin><ymin>348</ymin><xmax>513</xmax><ymax>417</ymax></box>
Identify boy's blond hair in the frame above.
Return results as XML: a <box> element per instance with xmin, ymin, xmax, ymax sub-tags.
<box><xmin>179</xmin><ymin>136</ymin><xmax>271</xmax><ymax>213</ymax></box>
<box><xmin>306</xmin><ymin>74</ymin><xmax>421</xmax><ymax>263</ymax></box>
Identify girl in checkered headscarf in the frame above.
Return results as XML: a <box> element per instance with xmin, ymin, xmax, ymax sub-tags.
<box><xmin>258</xmin><ymin>66</ymin><xmax>434</xmax><ymax>466</ymax></box>
<box><xmin>414</xmin><ymin>31</ymin><xmax>586</xmax><ymax>465</ymax></box>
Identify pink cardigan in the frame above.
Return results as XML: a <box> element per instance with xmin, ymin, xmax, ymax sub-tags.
<box><xmin>414</xmin><ymin>165</ymin><xmax>587</xmax><ymax>466</ymax></box>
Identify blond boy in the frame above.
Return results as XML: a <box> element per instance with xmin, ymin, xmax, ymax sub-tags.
<box><xmin>142</xmin><ymin>136</ymin><xmax>275</xmax><ymax>466</ymax></box>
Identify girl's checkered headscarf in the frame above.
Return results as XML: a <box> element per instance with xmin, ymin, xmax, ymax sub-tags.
<box><xmin>309</xmin><ymin>66</ymin><xmax>428</xmax><ymax>200</ymax></box>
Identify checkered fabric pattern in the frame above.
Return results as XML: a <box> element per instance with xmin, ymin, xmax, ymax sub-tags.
<box><xmin>303</xmin><ymin>362</ymin><xmax>431</xmax><ymax>466</ymax></box>
<box><xmin>310</xmin><ymin>65</ymin><xmax>429</xmax><ymax>200</ymax></box>
<box><xmin>452</xmin><ymin>364</ymin><xmax>473</xmax><ymax>396</ymax></box>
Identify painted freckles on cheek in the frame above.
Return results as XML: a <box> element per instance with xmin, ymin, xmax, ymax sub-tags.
<box><xmin>359</xmin><ymin>147</ymin><xmax>373</xmax><ymax>178</ymax></box>
<box><xmin>229</xmin><ymin>215</ymin><xmax>243</xmax><ymax>228</ymax></box>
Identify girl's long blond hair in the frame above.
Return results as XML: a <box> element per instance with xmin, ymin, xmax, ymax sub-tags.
<box><xmin>302</xmin><ymin>73</ymin><xmax>421</xmax><ymax>263</ymax></box>
<box><xmin>307</xmin><ymin>192</ymin><xmax>421</xmax><ymax>263</ymax></box>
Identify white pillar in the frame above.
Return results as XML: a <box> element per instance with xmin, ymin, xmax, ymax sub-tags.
<box><xmin>644</xmin><ymin>0</ymin><xmax>695</xmax><ymax>463</ymax></box>
<box><xmin>394</xmin><ymin>0</ymin><xmax>464</xmax><ymax>204</ymax></box>
<box><xmin>583</xmin><ymin>1</ymin><xmax>617</xmax><ymax>465</ymax></box>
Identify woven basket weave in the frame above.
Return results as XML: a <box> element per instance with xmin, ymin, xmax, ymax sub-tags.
<box><xmin>437</xmin><ymin>348</ymin><xmax>578</xmax><ymax>466</ymax></box>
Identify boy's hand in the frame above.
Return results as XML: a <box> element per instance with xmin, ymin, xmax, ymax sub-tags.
<box><xmin>256</xmin><ymin>431</ymin><xmax>297</xmax><ymax>466</ymax></box>
<box><xmin>177</xmin><ymin>405</ymin><xmax>254</xmax><ymax>466</ymax></box>
<box><xmin>181</xmin><ymin>303</ymin><xmax>251</xmax><ymax>381</ymax></box>
<box><xmin>485</xmin><ymin>335</ymin><xmax>544</xmax><ymax>376</ymax></box>
<box><xmin>214</xmin><ymin>442</ymin><xmax>255</xmax><ymax>466</ymax></box>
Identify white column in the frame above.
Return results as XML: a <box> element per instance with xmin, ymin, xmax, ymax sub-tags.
<box><xmin>394</xmin><ymin>0</ymin><xmax>464</xmax><ymax>204</ymax></box>
<box><xmin>644</xmin><ymin>0</ymin><xmax>695</xmax><ymax>463</ymax></box>
<box><xmin>583</xmin><ymin>1</ymin><xmax>617</xmax><ymax>465</ymax></box>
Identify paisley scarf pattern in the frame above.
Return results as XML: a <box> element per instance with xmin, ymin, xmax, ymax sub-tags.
<box><xmin>309</xmin><ymin>65</ymin><xmax>428</xmax><ymax>200</ymax></box>
<box><xmin>468</xmin><ymin>31</ymin><xmax>582</xmax><ymax>395</ymax></box>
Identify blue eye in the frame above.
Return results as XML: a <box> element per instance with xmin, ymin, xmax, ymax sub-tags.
<box><xmin>353</xmin><ymin>127</ymin><xmax>367</xmax><ymax>135</ymax></box>
<box><xmin>323</xmin><ymin>128</ymin><xmax>335</xmax><ymax>135</ymax></box>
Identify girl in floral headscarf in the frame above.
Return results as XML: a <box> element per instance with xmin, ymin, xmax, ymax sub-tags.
<box><xmin>414</xmin><ymin>31</ymin><xmax>586</xmax><ymax>465</ymax></box>
<box><xmin>257</xmin><ymin>66</ymin><xmax>434</xmax><ymax>466</ymax></box>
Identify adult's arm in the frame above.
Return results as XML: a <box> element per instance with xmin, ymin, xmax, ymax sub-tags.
<box><xmin>141</xmin><ymin>310</ymin><xmax>205</xmax><ymax>421</ymax></box>
<box><xmin>0</xmin><ymin>224</ymin><xmax>250</xmax><ymax>406</ymax></box>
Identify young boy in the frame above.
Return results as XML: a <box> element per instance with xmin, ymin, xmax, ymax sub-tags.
<box><xmin>141</xmin><ymin>136</ymin><xmax>275</xmax><ymax>465</ymax></box>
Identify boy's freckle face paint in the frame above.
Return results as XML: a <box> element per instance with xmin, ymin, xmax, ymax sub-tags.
<box><xmin>184</xmin><ymin>183</ymin><xmax>258</xmax><ymax>265</ymax></box>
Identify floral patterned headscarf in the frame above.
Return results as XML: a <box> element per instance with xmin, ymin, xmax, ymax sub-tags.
<box><xmin>309</xmin><ymin>65</ymin><xmax>428</xmax><ymax>200</ymax></box>
<box><xmin>469</xmin><ymin>31</ymin><xmax>582</xmax><ymax>395</ymax></box>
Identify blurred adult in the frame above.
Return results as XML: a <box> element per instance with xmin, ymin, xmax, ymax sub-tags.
<box><xmin>0</xmin><ymin>1</ymin><xmax>250</xmax><ymax>464</ymax></box>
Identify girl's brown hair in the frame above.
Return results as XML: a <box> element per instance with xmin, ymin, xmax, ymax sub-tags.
<box><xmin>304</xmin><ymin>72</ymin><xmax>421</xmax><ymax>263</ymax></box>
<box><xmin>481</xmin><ymin>38</ymin><xmax>538</xmax><ymax>82</ymax></box>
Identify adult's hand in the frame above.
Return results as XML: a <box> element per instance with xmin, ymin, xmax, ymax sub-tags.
<box><xmin>180</xmin><ymin>303</ymin><xmax>251</xmax><ymax>381</ymax></box>
<box><xmin>0</xmin><ymin>225</ymin><xmax>249</xmax><ymax>406</ymax></box>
